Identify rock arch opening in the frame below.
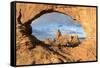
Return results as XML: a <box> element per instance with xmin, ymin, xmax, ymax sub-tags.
<box><xmin>31</xmin><ymin>12</ymin><xmax>86</xmax><ymax>46</ymax></box>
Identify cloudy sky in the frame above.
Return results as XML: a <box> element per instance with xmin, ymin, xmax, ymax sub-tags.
<box><xmin>31</xmin><ymin>12</ymin><xmax>86</xmax><ymax>40</ymax></box>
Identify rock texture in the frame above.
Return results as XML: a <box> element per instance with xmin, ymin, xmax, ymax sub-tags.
<box><xmin>16</xmin><ymin>3</ymin><xmax>97</xmax><ymax>65</ymax></box>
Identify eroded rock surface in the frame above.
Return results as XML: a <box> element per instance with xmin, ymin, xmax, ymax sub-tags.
<box><xmin>16</xmin><ymin>3</ymin><xmax>97</xmax><ymax>65</ymax></box>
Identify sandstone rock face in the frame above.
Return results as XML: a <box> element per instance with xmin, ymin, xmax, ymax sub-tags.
<box><xmin>16</xmin><ymin>3</ymin><xmax>97</xmax><ymax>65</ymax></box>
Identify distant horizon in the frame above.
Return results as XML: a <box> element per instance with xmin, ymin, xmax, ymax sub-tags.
<box><xmin>32</xmin><ymin>29</ymin><xmax>86</xmax><ymax>41</ymax></box>
<box><xmin>31</xmin><ymin>12</ymin><xmax>86</xmax><ymax>41</ymax></box>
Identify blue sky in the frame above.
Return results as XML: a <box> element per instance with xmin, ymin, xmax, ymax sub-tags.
<box><xmin>31</xmin><ymin>12</ymin><xmax>86</xmax><ymax>40</ymax></box>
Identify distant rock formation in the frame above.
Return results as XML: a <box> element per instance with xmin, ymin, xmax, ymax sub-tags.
<box><xmin>55</xmin><ymin>30</ymin><xmax>80</xmax><ymax>47</ymax></box>
<box><xmin>44</xmin><ymin>30</ymin><xmax>80</xmax><ymax>47</ymax></box>
<box><xmin>56</xmin><ymin>29</ymin><xmax>62</xmax><ymax>40</ymax></box>
<box><xmin>67</xmin><ymin>35</ymin><xmax>80</xmax><ymax>47</ymax></box>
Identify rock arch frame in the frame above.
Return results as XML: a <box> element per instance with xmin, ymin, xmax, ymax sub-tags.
<box><xmin>16</xmin><ymin>2</ymin><xmax>97</xmax><ymax>65</ymax></box>
<box><xmin>16</xmin><ymin>3</ymin><xmax>96</xmax><ymax>38</ymax></box>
